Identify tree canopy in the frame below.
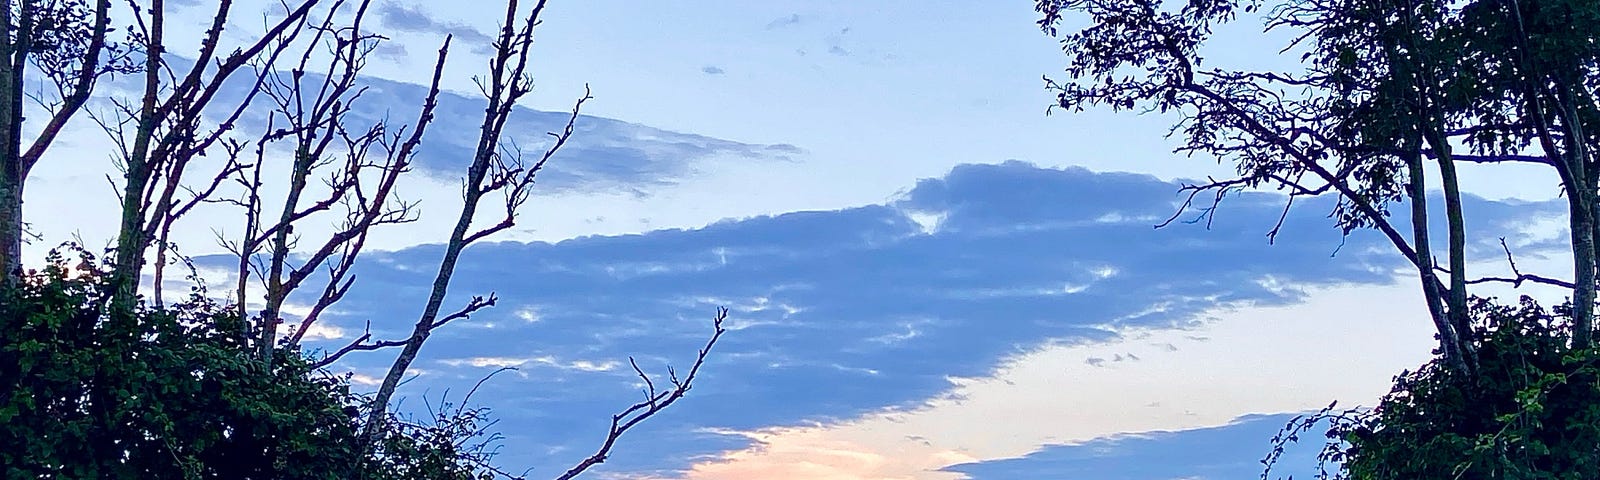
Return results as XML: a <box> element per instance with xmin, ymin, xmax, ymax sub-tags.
<box><xmin>1</xmin><ymin>248</ymin><xmax>508</xmax><ymax>479</ymax></box>
<box><xmin>1036</xmin><ymin>0</ymin><xmax>1599</xmax><ymax>370</ymax></box>
<box><xmin>1036</xmin><ymin>0</ymin><xmax>1599</xmax><ymax>477</ymax></box>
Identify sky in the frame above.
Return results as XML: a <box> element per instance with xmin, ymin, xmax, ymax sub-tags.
<box><xmin>16</xmin><ymin>1</ymin><xmax>1578</xmax><ymax>479</ymax></box>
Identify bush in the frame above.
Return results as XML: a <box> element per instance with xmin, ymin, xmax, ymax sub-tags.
<box><xmin>1268</xmin><ymin>297</ymin><xmax>1600</xmax><ymax>480</ymax></box>
<box><xmin>0</xmin><ymin>248</ymin><xmax>500</xmax><ymax>479</ymax></box>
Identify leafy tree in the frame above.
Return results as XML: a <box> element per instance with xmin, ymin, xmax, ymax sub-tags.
<box><xmin>1</xmin><ymin>247</ymin><xmax>505</xmax><ymax>479</ymax></box>
<box><xmin>1034</xmin><ymin>0</ymin><xmax>1600</xmax><ymax>371</ymax></box>
<box><xmin>1265</xmin><ymin>298</ymin><xmax>1600</xmax><ymax>479</ymax></box>
<box><xmin>1033</xmin><ymin>0</ymin><xmax>1600</xmax><ymax>477</ymax></box>
<box><xmin>0</xmin><ymin>0</ymin><xmax>127</xmax><ymax>280</ymax></box>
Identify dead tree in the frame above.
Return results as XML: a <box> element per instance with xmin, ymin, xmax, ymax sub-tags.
<box><xmin>97</xmin><ymin>0</ymin><xmax>327</xmax><ymax>315</ymax></box>
<box><xmin>10</xmin><ymin>0</ymin><xmax>727</xmax><ymax>476</ymax></box>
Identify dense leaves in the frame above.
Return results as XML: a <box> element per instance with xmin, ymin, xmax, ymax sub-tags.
<box><xmin>1035</xmin><ymin>0</ymin><xmax>1600</xmax><ymax>360</ymax></box>
<box><xmin>0</xmin><ymin>248</ymin><xmax>501</xmax><ymax>479</ymax></box>
<box><xmin>1266</xmin><ymin>298</ymin><xmax>1600</xmax><ymax>479</ymax></box>
<box><xmin>1036</xmin><ymin>0</ymin><xmax>1600</xmax><ymax>477</ymax></box>
<box><xmin>1034</xmin><ymin>0</ymin><xmax>1598</xmax><ymax>238</ymax></box>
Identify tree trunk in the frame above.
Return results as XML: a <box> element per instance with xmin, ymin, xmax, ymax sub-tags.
<box><xmin>1406</xmin><ymin>150</ymin><xmax>1467</xmax><ymax>371</ymax></box>
<box><xmin>1559</xmin><ymin>126</ymin><xmax>1595</xmax><ymax>348</ymax></box>
<box><xmin>1425</xmin><ymin>129</ymin><xmax>1476</xmax><ymax>360</ymax></box>
<box><xmin>107</xmin><ymin>0</ymin><xmax>165</xmax><ymax>315</ymax></box>
<box><xmin>1567</xmin><ymin>129</ymin><xmax>1596</xmax><ymax>349</ymax></box>
<box><xmin>1562</xmin><ymin>87</ymin><xmax>1597</xmax><ymax>347</ymax></box>
<box><xmin>258</xmin><ymin>144</ymin><xmax>315</xmax><ymax>361</ymax></box>
<box><xmin>358</xmin><ymin>161</ymin><xmax>487</xmax><ymax>449</ymax></box>
<box><xmin>0</xmin><ymin>0</ymin><xmax>28</xmax><ymax>281</ymax></box>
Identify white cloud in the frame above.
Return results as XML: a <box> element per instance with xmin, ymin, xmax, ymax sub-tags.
<box><xmin>1090</xmin><ymin>265</ymin><xmax>1119</xmax><ymax>279</ymax></box>
<box><xmin>295</xmin><ymin>321</ymin><xmax>347</xmax><ymax>341</ymax></box>
<box><xmin>905</xmin><ymin>210</ymin><xmax>949</xmax><ymax>235</ymax></box>
<box><xmin>516</xmin><ymin>306</ymin><xmax>543</xmax><ymax>323</ymax></box>
<box><xmin>442</xmin><ymin>356</ymin><xmax>536</xmax><ymax>369</ymax></box>
<box><xmin>441</xmin><ymin>355</ymin><xmax>621</xmax><ymax>373</ymax></box>
<box><xmin>867</xmin><ymin>322</ymin><xmax>923</xmax><ymax>345</ymax></box>
<box><xmin>348</xmin><ymin>372</ymin><xmax>385</xmax><ymax>386</ymax></box>
<box><xmin>568</xmin><ymin>360</ymin><xmax>623</xmax><ymax>372</ymax></box>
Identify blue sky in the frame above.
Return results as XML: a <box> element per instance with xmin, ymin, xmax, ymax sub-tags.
<box><xmin>944</xmin><ymin>413</ymin><xmax>1331</xmax><ymax>480</ymax></box>
<box><xmin>19</xmin><ymin>1</ymin><xmax>1577</xmax><ymax>479</ymax></box>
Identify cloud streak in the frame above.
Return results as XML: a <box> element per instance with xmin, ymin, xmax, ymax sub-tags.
<box><xmin>766</xmin><ymin>14</ymin><xmax>803</xmax><ymax>30</ymax></box>
<box><xmin>378</xmin><ymin>2</ymin><xmax>495</xmax><ymax>49</ymax></box>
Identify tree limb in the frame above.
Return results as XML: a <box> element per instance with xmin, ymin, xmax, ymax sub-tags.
<box><xmin>554</xmin><ymin>307</ymin><xmax>728</xmax><ymax>480</ymax></box>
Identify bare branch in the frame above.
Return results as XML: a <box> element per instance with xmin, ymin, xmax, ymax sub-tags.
<box><xmin>18</xmin><ymin>0</ymin><xmax>115</xmax><ymax>177</ymax></box>
<box><xmin>462</xmin><ymin>85</ymin><xmax>590</xmax><ymax>245</ymax></box>
<box><xmin>1459</xmin><ymin>238</ymin><xmax>1579</xmax><ymax>290</ymax></box>
<box><xmin>310</xmin><ymin>294</ymin><xmax>497</xmax><ymax>370</ymax></box>
<box><xmin>555</xmin><ymin>307</ymin><xmax>729</xmax><ymax>480</ymax></box>
<box><xmin>1434</xmin><ymin>153</ymin><xmax>1555</xmax><ymax>166</ymax></box>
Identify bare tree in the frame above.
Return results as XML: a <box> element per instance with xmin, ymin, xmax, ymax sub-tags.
<box><xmin>96</xmin><ymin>0</ymin><xmax>327</xmax><ymax>314</ymax></box>
<box><xmin>7</xmin><ymin>0</ymin><xmax>727</xmax><ymax>476</ymax></box>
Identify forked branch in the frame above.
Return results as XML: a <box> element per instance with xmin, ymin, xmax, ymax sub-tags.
<box><xmin>554</xmin><ymin>307</ymin><xmax>729</xmax><ymax>480</ymax></box>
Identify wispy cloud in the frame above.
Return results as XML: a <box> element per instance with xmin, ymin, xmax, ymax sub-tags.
<box><xmin>441</xmin><ymin>355</ymin><xmax>621</xmax><ymax>372</ymax></box>
<box><xmin>348</xmin><ymin>372</ymin><xmax>385</xmax><ymax>387</ymax></box>
<box><xmin>371</xmin><ymin>42</ymin><xmax>408</xmax><ymax>62</ymax></box>
<box><xmin>286</xmin><ymin>72</ymin><xmax>801</xmax><ymax>195</ymax></box>
<box><xmin>144</xmin><ymin>56</ymin><xmax>804</xmax><ymax>195</ymax></box>
<box><xmin>377</xmin><ymin>2</ymin><xmax>494</xmax><ymax>48</ymax></box>
<box><xmin>765</xmin><ymin>14</ymin><xmax>803</xmax><ymax>30</ymax></box>
<box><xmin>516</xmin><ymin>306</ymin><xmax>543</xmax><ymax>323</ymax></box>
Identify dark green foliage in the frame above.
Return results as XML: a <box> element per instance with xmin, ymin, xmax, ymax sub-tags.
<box><xmin>0</xmin><ymin>247</ymin><xmax>499</xmax><ymax>479</ymax></box>
<box><xmin>1034</xmin><ymin>2</ymin><xmax>1600</xmax><ymax>474</ymax></box>
<box><xmin>1267</xmin><ymin>298</ymin><xmax>1600</xmax><ymax>479</ymax></box>
<box><xmin>1033</xmin><ymin>0</ymin><xmax>1599</xmax><ymax>237</ymax></box>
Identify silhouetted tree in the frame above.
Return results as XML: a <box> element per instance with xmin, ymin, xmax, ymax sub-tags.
<box><xmin>1034</xmin><ymin>1</ymin><xmax>1600</xmax><ymax>477</ymax></box>
<box><xmin>1035</xmin><ymin>0</ymin><xmax>1599</xmax><ymax>371</ymax></box>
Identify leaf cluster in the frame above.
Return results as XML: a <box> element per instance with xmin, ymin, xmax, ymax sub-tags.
<box><xmin>1266</xmin><ymin>298</ymin><xmax>1600</xmax><ymax>480</ymax></box>
<box><xmin>0</xmin><ymin>246</ymin><xmax>502</xmax><ymax>479</ymax></box>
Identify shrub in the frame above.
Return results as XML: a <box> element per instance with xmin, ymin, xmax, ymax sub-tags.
<box><xmin>1267</xmin><ymin>297</ymin><xmax>1600</xmax><ymax>480</ymax></box>
<box><xmin>0</xmin><ymin>248</ymin><xmax>500</xmax><ymax>479</ymax></box>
